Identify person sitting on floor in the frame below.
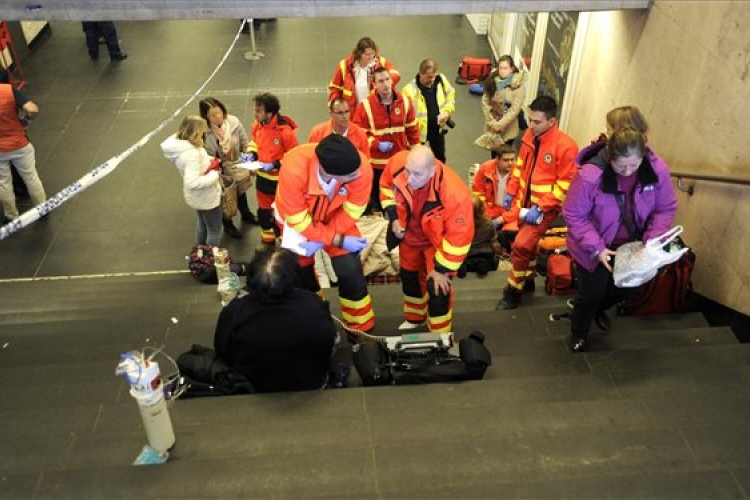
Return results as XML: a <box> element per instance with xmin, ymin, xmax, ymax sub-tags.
<box><xmin>458</xmin><ymin>195</ymin><xmax>504</xmax><ymax>279</ymax></box>
<box><xmin>213</xmin><ymin>248</ymin><xmax>339</xmax><ymax>392</ymax></box>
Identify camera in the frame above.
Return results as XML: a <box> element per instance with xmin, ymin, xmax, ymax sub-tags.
<box><xmin>441</xmin><ymin>118</ymin><xmax>456</xmax><ymax>135</ymax></box>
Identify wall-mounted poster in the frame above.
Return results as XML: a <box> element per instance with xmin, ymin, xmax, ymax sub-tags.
<box><xmin>537</xmin><ymin>11</ymin><xmax>578</xmax><ymax>111</ymax></box>
<box><xmin>514</xmin><ymin>13</ymin><xmax>537</xmax><ymax>71</ymax></box>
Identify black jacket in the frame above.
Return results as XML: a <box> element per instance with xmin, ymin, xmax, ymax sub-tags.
<box><xmin>214</xmin><ymin>288</ymin><xmax>336</xmax><ymax>392</ymax></box>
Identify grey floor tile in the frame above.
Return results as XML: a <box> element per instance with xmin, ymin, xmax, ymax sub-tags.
<box><xmin>38</xmin><ymin>451</ymin><xmax>378</xmax><ymax>499</ymax></box>
<box><xmin>642</xmin><ymin>390</ymin><xmax>750</xmax><ymax>429</ymax></box>
<box><xmin>367</xmin><ymin>399</ymin><xmax>653</xmax><ymax>446</ymax></box>
<box><xmin>0</xmin><ymin>471</ymin><xmax>42</xmax><ymax>500</ymax></box>
<box><xmin>683</xmin><ymin>424</ymin><xmax>750</xmax><ymax>468</ymax></box>
<box><xmin>0</xmin><ymin>435</ymin><xmax>73</xmax><ymax>475</ymax></box>
<box><xmin>375</xmin><ymin>428</ymin><xmax>697</xmax><ymax>492</ymax></box>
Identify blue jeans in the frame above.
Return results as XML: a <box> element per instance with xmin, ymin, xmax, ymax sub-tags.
<box><xmin>196</xmin><ymin>206</ymin><xmax>222</xmax><ymax>246</ymax></box>
<box><xmin>0</xmin><ymin>143</ymin><xmax>47</xmax><ymax>219</ymax></box>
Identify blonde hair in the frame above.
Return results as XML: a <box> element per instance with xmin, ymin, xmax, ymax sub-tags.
<box><xmin>606</xmin><ymin>106</ymin><xmax>649</xmax><ymax>134</ymax></box>
<box><xmin>472</xmin><ymin>194</ymin><xmax>491</xmax><ymax>224</ymax></box>
<box><xmin>177</xmin><ymin>115</ymin><xmax>207</xmax><ymax>148</ymax></box>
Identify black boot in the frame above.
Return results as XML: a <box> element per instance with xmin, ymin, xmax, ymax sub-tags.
<box><xmin>223</xmin><ymin>218</ymin><xmax>242</xmax><ymax>239</ymax></box>
<box><xmin>523</xmin><ymin>279</ymin><xmax>536</xmax><ymax>293</ymax></box>
<box><xmin>237</xmin><ymin>192</ymin><xmax>258</xmax><ymax>224</ymax></box>
<box><xmin>496</xmin><ymin>287</ymin><xmax>521</xmax><ymax>310</ymax></box>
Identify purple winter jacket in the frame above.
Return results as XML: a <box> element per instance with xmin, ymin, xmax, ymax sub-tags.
<box><xmin>563</xmin><ymin>143</ymin><xmax>677</xmax><ymax>273</ymax></box>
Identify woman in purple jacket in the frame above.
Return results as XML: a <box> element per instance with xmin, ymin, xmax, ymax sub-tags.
<box><xmin>563</xmin><ymin>126</ymin><xmax>677</xmax><ymax>352</ymax></box>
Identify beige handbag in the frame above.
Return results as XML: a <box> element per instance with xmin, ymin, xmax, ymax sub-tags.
<box><xmin>220</xmin><ymin>174</ymin><xmax>238</xmax><ymax>218</ymax></box>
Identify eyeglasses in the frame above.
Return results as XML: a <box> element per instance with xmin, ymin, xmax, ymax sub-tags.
<box><xmin>331</xmin><ymin>110</ymin><xmax>350</xmax><ymax>115</ymax></box>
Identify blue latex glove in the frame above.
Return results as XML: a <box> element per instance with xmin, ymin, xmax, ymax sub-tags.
<box><xmin>259</xmin><ymin>162</ymin><xmax>276</xmax><ymax>172</ymax></box>
<box><xmin>502</xmin><ymin>194</ymin><xmax>514</xmax><ymax>210</ymax></box>
<box><xmin>491</xmin><ymin>218</ymin><xmax>501</xmax><ymax>229</ymax></box>
<box><xmin>341</xmin><ymin>236</ymin><xmax>369</xmax><ymax>253</ymax></box>
<box><xmin>378</xmin><ymin>141</ymin><xmax>394</xmax><ymax>153</ymax></box>
<box><xmin>240</xmin><ymin>152</ymin><xmax>257</xmax><ymax>163</ymax></box>
<box><xmin>299</xmin><ymin>240</ymin><xmax>325</xmax><ymax>257</ymax></box>
<box><xmin>524</xmin><ymin>205</ymin><xmax>543</xmax><ymax>225</ymax></box>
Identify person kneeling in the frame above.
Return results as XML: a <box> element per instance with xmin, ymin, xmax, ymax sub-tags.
<box><xmin>213</xmin><ymin>249</ymin><xmax>339</xmax><ymax>392</ymax></box>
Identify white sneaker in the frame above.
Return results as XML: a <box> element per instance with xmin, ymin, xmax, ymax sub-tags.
<box><xmin>398</xmin><ymin>320</ymin><xmax>426</xmax><ymax>331</ymax></box>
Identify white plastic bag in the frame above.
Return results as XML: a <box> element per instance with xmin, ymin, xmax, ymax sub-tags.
<box><xmin>613</xmin><ymin>226</ymin><xmax>689</xmax><ymax>288</ymax></box>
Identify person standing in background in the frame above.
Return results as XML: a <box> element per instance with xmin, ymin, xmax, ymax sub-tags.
<box><xmin>199</xmin><ymin>97</ymin><xmax>258</xmax><ymax>240</ymax></box>
<box><xmin>81</xmin><ymin>22</ymin><xmax>127</xmax><ymax>61</ymax></box>
<box><xmin>328</xmin><ymin>36</ymin><xmax>400</xmax><ymax>109</ymax></box>
<box><xmin>352</xmin><ymin>67</ymin><xmax>419</xmax><ymax>212</ymax></box>
<box><xmin>308</xmin><ymin>97</ymin><xmax>370</xmax><ymax>158</ymax></box>
<box><xmin>249</xmin><ymin>92</ymin><xmax>299</xmax><ymax>253</ymax></box>
<box><xmin>160</xmin><ymin>116</ymin><xmax>223</xmax><ymax>246</ymax></box>
<box><xmin>478</xmin><ymin>55</ymin><xmax>527</xmax><ymax>153</ymax></box>
<box><xmin>401</xmin><ymin>58</ymin><xmax>455</xmax><ymax>163</ymax></box>
<box><xmin>0</xmin><ymin>73</ymin><xmax>46</xmax><ymax>224</ymax></box>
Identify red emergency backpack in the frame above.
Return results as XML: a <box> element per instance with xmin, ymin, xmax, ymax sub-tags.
<box><xmin>456</xmin><ymin>57</ymin><xmax>492</xmax><ymax>84</ymax></box>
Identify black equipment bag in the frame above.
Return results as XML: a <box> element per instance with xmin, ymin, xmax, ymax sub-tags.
<box><xmin>352</xmin><ymin>331</ymin><xmax>491</xmax><ymax>386</ymax></box>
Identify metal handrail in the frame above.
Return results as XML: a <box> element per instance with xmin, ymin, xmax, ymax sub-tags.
<box><xmin>670</xmin><ymin>171</ymin><xmax>750</xmax><ymax>196</ymax></box>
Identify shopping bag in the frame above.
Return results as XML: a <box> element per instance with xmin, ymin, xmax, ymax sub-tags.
<box><xmin>613</xmin><ymin>226</ymin><xmax>689</xmax><ymax>288</ymax></box>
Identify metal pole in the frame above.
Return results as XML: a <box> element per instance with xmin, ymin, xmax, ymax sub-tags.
<box><xmin>243</xmin><ymin>18</ymin><xmax>265</xmax><ymax>61</ymax></box>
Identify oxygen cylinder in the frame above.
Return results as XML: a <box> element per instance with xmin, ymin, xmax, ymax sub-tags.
<box><xmin>116</xmin><ymin>352</ymin><xmax>176</xmax><ymax>454</ymax></box>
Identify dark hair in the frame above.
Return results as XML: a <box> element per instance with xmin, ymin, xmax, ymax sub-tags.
<box><xmin>246</xmin><ymin>249</ymin><xmax>299</xmax><ymax>304</ymax></box>
<box><xmin>253</xmin><ymin>92</ymin><xmax>280</xmax><ymax>116</ymax></box>
<box><xmin>353</xmin><ymin>36</ymin><xmax>378</xmax><ymax>59</ymax></box>
<box><xmin>198</xmin><ymin>97</ymin><xmax>227</xmax><ymax>124</ymax></box>
<box><xmin>371</xmin><ymin>66</ymin><xmax>390</xmax><ymax>80</ymax></box>
<box><xmin>529</xmin><ymin>95</ymin><xmax>558</xmax><ymax>119</ymax></box>
<box><xmin>483</xmin><ymin>54</ymin><xmax>518</xmax><ymax>98</ymax></box>
<box><xmin>607</xmin><ymin>126</ymin><xmax>646</xmax><ymax>160</ymax></box>
<box><xmin>492</xmin><ymin>144</ymin><xmax>516</xmax><ymax>157</ymax></box>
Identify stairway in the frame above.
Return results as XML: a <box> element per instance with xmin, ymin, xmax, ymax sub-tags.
<box><xmin>0</xmin><ymin>272</ymin><xmax>748</xmax><ymax>499</ymax></box>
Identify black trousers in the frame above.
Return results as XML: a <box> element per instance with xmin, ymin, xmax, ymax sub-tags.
<box><xmin>368</xmin><ymin>167</ymin><xmax>384</xmax><ymax>213</ymax></box>
<box><xmin>570</xmin><ymin>260</ymin><xmax>639</xmax><ymax>340</ymax></box>
<box><xmin>425</xmin><ymin>129</ymin><xmax>446</xmax><ymax>163</ymax></box>
<box><xmin>82</xmin><ymin>22</ymin><xmax>123</xmax><ymax>58</ymax></box>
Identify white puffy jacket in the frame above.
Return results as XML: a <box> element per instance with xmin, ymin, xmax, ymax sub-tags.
<box><xmin>161</xmin><ymin>134</ymin><xmax>221</xmax><ymax>211</ymax></box>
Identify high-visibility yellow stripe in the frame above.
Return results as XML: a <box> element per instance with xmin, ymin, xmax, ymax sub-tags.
<box><xmin>552</xmin><ymin>185</ymin><xmax>566</xmax><ymax>201</ymax></box>
<box><xmin>381</xmin><ymin>186</ymin><xmax>394</xmax><ymax>199</ymax></box>
<box><xmin>381</xmin><ymin>199</ymin><xmax>396</xmax><ymax>209</ymax></box>
<box><xmin>343</xmin><ymin>200</ymin><xmax>366</xmax><ymax>219</ymax></box>
<box><xmin>557</xmin><ymin>180</ymin><xmax>570</xmax><ymax>190</ymax></box>
<box><xmin>285</xmin><ymin>208</ymin><xmax>309</xmax><ymax>226</ymax></box>
<box><xmin>435</xmin><ymin>251</ymin><xmax>462</xmax><ymax>271</ymax></box>
<box><xmin>371</xmin><ymin>158</ymin><xmax>388</xmax><ymax>165</ymax></box>
<box><xmin>362</xmin><ymin>100</ymin><xmax>376</xmax><ymax>131</ymax></box>
<box><xmin>507</xmin><ymin>278</ymin><xmax>524</xmax><ymax>290</ymax></box>
<box><xmin>404</xmin><ymin>304</ymin><xmax>428</xmax><ymax>315</ymax></box>
<box><xmin>257</xmin><ymin>171</ymin><xmax>277</xmax><ymax>182</ymax></box>
<box><xmin>342</xmin><ymin>308</ymin><xmax>375</xmax><ymax>325</ymax></box>
<box><xmin>519</xmin><ymin>179</ymin><xmax>527</xmax><ymax>189</ymax></box>
<box><xmin>371</xmin><ymin>126</ymin><xmax>406</xmax><ymax>136</ymax></box>
<box><xmin>511</xmin><ymin>269</ymin><xmax>527</xmax><ymax>278</ymax></box>
<box><xmin>442</xmin><ymin>239</ymin><xmax>470</xmax><ymax>257</ymax></box>
<box><xmin>404</xmin><ymin>118</ymin><xmax>418</xmax><ymax>129</ymax></box>
<box><xmin>512</xmin><ymin>167</ymin><xmax>522</xmax><ymax>177</ymax></box>
<box><xmin>404</xmin><ymin>293</ymin><xmax>428</xmax><ymax>305</ymax></box>
<box><xmin>290</xmin><ymin>214</ymin><xmax>312</xmax><ymax>233</ymax></box>
<box><xmin>340</xmin><ymin>294</ymin><xmax>372</xmax><ymax>310</ymax></box>
<box><xmin>530</xmin><ymin>183</ymin><xmax>554</xmax><ymax>192</ymax></box>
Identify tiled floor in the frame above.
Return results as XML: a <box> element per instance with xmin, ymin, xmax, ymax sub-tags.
<box><xmin>0</xmin><ymin>16</ymin><xmax>492</xmax><ymax>279</ymax></box>
<box><xmin>2</xmin><ymin>16</ymin><xmax>749</xmax><ymax>500</ymax></box>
